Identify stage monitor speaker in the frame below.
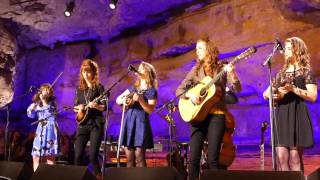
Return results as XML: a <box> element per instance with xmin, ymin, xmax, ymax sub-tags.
<box><xmin>201</xmin><ymin>170</ymin><xmax>305</xmax><ymax>180</ymax></box>
<box><xmin>0</xmin><ymin>161</ymin><xmax>33</xmax><ymax>180</ymax></box>
<box><xmin>307</xmin><ymin>168</ymin><xmax>320</xmax><ymax>180</ymax></box>
<box><xmin>31</xmin><ymin>164</ymin><xmax>95</xmax><ymax>180</ymax></box>
<box><xmin>105</xmin><ymin>167</ymin><xmax>183</xmax><ymax>180</ymax></box>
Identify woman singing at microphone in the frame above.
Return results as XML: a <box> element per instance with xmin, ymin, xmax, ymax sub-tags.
<box><xmin>27</xmin><ymin>83</ymin><xmax>59</xmax><ymax>171</ymax></box>
<box><xmin>116</xmin><ymin>61</ymin><xmax>158</xmax><ymax>167</ymax></box>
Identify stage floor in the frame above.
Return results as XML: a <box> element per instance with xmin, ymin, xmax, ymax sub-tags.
<box><xmin>127</xmin><ymin>143</ymin><xmax>320</xmax><ymax>176</ymax></box>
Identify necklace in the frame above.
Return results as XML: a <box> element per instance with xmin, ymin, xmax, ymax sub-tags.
<box><xmin>84</xmin><ymin>88</ymin><xmax>91</xmax><ymax>104</ymax></box>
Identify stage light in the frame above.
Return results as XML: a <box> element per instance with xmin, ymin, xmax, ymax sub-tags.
<box><xmin>64</xmin><ymin>1</ymin><xmax>75</xmax><ymax>17</ymax></box>
<box><xmin>109</xmin><ymin>0</ymin><xmax>118</xmax><ymax>10</ymax></box>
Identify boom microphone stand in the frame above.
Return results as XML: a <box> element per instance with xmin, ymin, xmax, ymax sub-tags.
<box><xmin>2</xmin><ymin>86</ymin><xmax>35</xmax><ymax>161</ymax></box>
<box><xmin>262</xmin><ymin>41</ymin><xmax>281</xmax><ymax>170</ymax></box>
<box><xmin>156</xmin><ymin>83</ymin><xmax>195</xmax><ymax>167</ymax></box>
<box><xmin>101</xmin><ymin>66</ymin><xmax>136</xmax><ymax>179</ymax></box>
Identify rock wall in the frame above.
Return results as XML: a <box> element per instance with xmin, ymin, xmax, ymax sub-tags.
<box><xmin>11</xmin><ymin>0</ymin><xmax>320</xmax><ymax>143</ymax></box>
<box><xmin>0</xmin><ymin>22</ymin><xmax>17</xmax><ymax>110</ymax></box>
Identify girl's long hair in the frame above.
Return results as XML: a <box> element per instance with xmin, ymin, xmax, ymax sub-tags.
<box><xmin>79</xmin><ymin>59</ymin><xmax>100</xmax><ymax>90</ymax></box>
<box><xmin>134</xmin><ymin>61</ymin><xmax>158</xmax><ymax>89</ymax></box>
<box><xmin>281</xmin><ymin>37</ymin><xmax>311</xmax><ymax>72</ymax></box>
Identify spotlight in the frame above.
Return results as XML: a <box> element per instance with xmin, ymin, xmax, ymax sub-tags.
<box><xmin>64</xmin><ymin>1</ymin><xmax>75</xmax><ymax>17</ymax></box>
<box><xmin>109</xmin><ymin>0</ymin><xmax>118</xmax><ymax>10</ymax></box>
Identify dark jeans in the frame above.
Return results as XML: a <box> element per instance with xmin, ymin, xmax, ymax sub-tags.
<box><xmin>74</xmin><ymin>123</ymin><xmax>103</xmax><ymax>175</ymax></box>
<box><xmin>189</xmin><ymin>114</ymin><xmax>225</xmax><ymax>180</ymax></box>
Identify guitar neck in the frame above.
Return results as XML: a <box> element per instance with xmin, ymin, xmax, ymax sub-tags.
<box><xmin>202</xmin><ymin>47</ymin><xmax>256</xmax><ymax>91</ymax></box>
<box><xmin>203</xmin><ymin>58</ymin><xmax>239</xmax><ymax>91</ymax></box>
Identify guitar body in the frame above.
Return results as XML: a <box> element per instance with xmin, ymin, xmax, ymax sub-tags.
<box><xmin>178</xmin><ymin>47</ymin><xmax>256</xmax><ymax>124</ymax></box>
<box><xmin>76</xmin><ymin>108</ymin><xmax>89</xmax><ymax>124</ymax></box>
<box><xmin>178</xmin><ymin>76</ymin><xmax>222</xmax><ymax>123</ymax></box>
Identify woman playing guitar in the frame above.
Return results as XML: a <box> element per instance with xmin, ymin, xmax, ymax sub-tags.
<box><xmin>116</xmin><ymin>61</ymin><xmax>158</xmax><ymax>167</ymax></box>
<box><xmin>73</xmin><ymin>59</ymin><xmax>106</xmax><ymax>180</ymax></box>
<box><xmin>176</xmin><ymin>37</ymin><xmax>242</xmax><ymax>180</ymax></box>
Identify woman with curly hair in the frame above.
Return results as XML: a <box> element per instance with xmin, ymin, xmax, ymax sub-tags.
<box><xmin>27</xmin><ymin>83</ymin><xmax>59</xmax><ymax>171</ymax></box>
<box><xmin>263</xmin><ymin>37</ymin><xmax>318</xmax><ymax>171</ymax></box>
<box><xmin>176</xmin><ymin>37</ymin><xmax>242</xmax><ymax>180</ymax></box>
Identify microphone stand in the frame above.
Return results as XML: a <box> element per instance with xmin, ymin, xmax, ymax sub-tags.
<box><xmin>262</xmin><ymin>43</ymin><xmax>280</xmax><ymax>170</ymax></box>
<box><xmin>1</xmin><ymin>88</ymin><xmax>34</xmax><ymax>161</ymax></box>
<box><xmin>101</xmin><ymin>70</ymin><xmax>131</xmax><ymax>179</ymax></box>
<box><xmin>156</xmin><ymin>83</ymin><xmax>195</xmax><ymax>167</ymax></box>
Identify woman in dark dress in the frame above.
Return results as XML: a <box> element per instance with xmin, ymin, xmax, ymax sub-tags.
<box><xmin>116</xmin><ymin>61</ymin><xmax>158</xmax><ymax>167</ymax></box>
<box><xmin>263</xmin><ymin>37</ymin><xmax>317</xmax><ymax>171</ymax></box>
<box><xmin>74</xmin><ymin>59</ymin><xmax>106</xmax><ymax>179</ymax></box>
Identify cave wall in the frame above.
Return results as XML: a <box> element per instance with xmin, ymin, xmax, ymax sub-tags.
<box><xmin>10</xmin><ymin>0</ymin><xmax>320</xmax><ymax>143</ymax></box>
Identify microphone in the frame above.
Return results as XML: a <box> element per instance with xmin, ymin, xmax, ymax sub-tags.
<box><xmin>128</xmin><ymin>64</ymin><xmax>141</xmax><ymax>75</ymax></box>
<box><xmin>29</xmin><ymin>86</ymin><xmax>37</xmax><ymax>92</ymax></box>
<box><xmin>262</xmin><ymin>39</ymin><xmax>284</xmax><ymax>66</ymax></box>
<box><xmin>274</xmin><ymin>39</ymin><xmax>284</xmax><ymax>54</ymax></box>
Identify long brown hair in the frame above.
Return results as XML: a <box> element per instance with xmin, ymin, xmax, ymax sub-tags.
<box><xmin>281</xmin><ymin>37</ymin><xmax>311</xmax><ymax>72</ymax></box>
<box><xmin>134</xmin><ymin>61</ymin><xmax>158</xmax><ymax>89</ymax></box>
<box><xmin>194</xmin><ymin>37</ymin><xmax>220</xmax><ymax>77</ymax></box>
<box><xmin>79</xmin><ymin>59</ymin><xmax>100</xmax><ymax>90</ymax></box>
<box><xmin>32</xmin><ymin>83</ymin><xmax>56</xmax><ymax>106</ymax></box>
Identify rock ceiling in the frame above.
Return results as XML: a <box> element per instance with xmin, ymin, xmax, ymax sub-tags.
<box><xmin>0</xmin><ymin>0</ymin><xmax>215</xmax><ymax>49</ymax></box>
<box><xmin>0</xmin><ymin>0</ymin><xmax>319</xmax><ymax>49</ymax></box>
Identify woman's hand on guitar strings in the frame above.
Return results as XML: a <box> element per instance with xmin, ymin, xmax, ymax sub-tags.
<box><xmin>132</xmin><ymin>93</ymin><xmax>142</xmax><ymax>102</ymax></box>
<box><xmin>278</xmin><ymin>83</ymin><xmax>296</xmax><ymax>96</ymax></box>
<box><xmin>88</xmin><ymin>101</ymin><xmax>98</xmax><ymax>109</ymax></box>
<box><xmin>187</xmin><ymin>93</ymin><xmax>201</xmax><ymax>105</ymax></box>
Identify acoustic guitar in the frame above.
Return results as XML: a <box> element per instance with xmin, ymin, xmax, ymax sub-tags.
<box><xmin>74</xmin><ymin>91</ymin><xmax>108</xmax><ymax>124</ymax></box>
<box><xmin>178</xmin><ymin>47</ymin><xmax>256</xmax><ymax>123</ymax></box>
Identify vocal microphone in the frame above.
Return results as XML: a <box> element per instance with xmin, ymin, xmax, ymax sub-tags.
<box><xmin>128</xmin><ymin>64</ymin><xmax>141</xmax><ymax>75</ymax></box>
<box><xmin>274</xmin><ymin>39</ymin><xmax>284</xmax><ymax>54</ymax></box>
<box><xmin>29</xmin><ymin>85</ymin><xmax>37</xmax><ymax>93</ymax></box>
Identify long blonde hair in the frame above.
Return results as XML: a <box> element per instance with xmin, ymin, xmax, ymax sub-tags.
<box><xmin>79</xmin><ymin>59</ymin><xmax>100</xmax><ymax>90</ymax></box>
<box><xmin>281</xmin><ymin>37</ymin><xmax>311</xmax><ymax>72</ymax></box>
<box><xmin>134</xmin><ymin>61</ymin><xmax>158</xmax><ymax>89</ymax></box>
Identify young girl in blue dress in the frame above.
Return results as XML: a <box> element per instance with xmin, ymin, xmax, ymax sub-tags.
<box><xmin>27</xmin><ymin>83</ymin><xmax>59</xmax><ymax>171</ymax></box>
<box><xmin>116</xmin><ymin>61</ymin><xmax>158</xmax><ymax>167</ymax></box>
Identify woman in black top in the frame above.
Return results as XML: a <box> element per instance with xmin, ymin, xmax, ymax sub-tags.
<box><xmin>74</xmin><ymin>59</ymin><xmax>106</xmax><ymax>179</ymax></box>
<box><xmin>176</xmin><ymin>37</ymin><xmax>241</xmax><ymax>180</ymax></box>
<box><xmin>263</xmin><ymin>37</ymin><xmax>317</xmax><ymax>171</ymax></box>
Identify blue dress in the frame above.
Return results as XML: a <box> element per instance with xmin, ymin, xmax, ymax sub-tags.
<box><xmin>27</xmin><ymin>102</ymin><xmax>59</xmax><ymax>156</ymax></box>
<box><xmin>120</xmin><ymin>86</ymin><xmax>157</xmax><ymax>149</ymax></box>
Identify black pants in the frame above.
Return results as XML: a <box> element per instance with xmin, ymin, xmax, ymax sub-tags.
<box><xmin>74</xmin><ymin>123</ymin><xmax>103</xmax><ymax>175</ymax></box>
<box><xmin>189</xmin><ymin>114</ymin><xmax>225</xmax><ymax>180</ymax></box>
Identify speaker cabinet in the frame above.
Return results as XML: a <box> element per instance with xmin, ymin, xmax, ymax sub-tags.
<box><xmin>31</xmin><ymin>164</ymin><xmax>95</xmax><ymax>180</ymax></box>
<box><xmin>0</xmin><ymin>161</ymin><xmax>33</xmax><ymax>180</ymax></box>
<box><xmin>201</xmin><ymin>170</ymin><xmax>305</xmax><ymax>180</ymax></box>
<box><xmin>105</xmin><ymin>167</ymin><xmax>183</xmax><ymax>180</ymax></box>
<box><xmin>307</xmin><ymin>168</ymin><xmax>320</xmax><ymax>180</ymax></box>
